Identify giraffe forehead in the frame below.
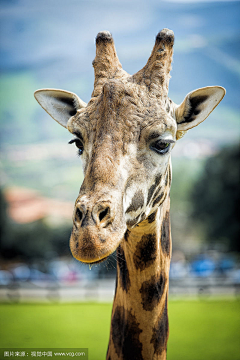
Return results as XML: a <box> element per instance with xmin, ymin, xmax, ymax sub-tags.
<box><xmin>70</xmin><ymin>78</ymin><xmax>176</xmax><ymax>145</ymax></box>
<box><xmin>95</xmin><ymin>80</ymin><xmax>142</xmax><ymax>140</ymax></box>
<box><xmin>102</xmin><ymin>78</ymin><xmax>132</xmax><ymax>101</ymax></box>
<box><xmin>78</xmin><ymin>105</ymin><xmax>175</xmax><ymax>144</ymax></box>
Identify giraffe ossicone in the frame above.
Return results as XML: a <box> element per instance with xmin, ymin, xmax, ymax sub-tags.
<box><xmin>34</xmin><ymin>29</ymin><xmax>225</xmax><ymax>360</ymax></box>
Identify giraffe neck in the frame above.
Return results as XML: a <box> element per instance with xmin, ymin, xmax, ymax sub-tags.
<box><xmin>107</xmin><ymin>197</ymin><xmax>172</xmax><ymax>360</ymax></box>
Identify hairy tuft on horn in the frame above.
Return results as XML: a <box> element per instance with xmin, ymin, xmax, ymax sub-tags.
<box><xmin>132</xmin><ymin>28</ymin><xmax>175</xmax><ymax>98</ymax></box>
<box><xmin>92</xmin><ymin>31</ymin><xmax>126</xmax><ymax>97</ymax></box>
<box><xmin>155</xmin><ymin>28</ymin><xmax>174</xmax><ymax>46</ymax></box>
<box><xmin>95</xmin><ymin>31</ymin><xmax>113</xmax><ymax>44</ymax></box>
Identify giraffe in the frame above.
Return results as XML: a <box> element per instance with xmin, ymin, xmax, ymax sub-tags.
<box><xmin>34</xmin><ymin>29</ymin><xmax>225</xmax><ymax>360</ymax></box>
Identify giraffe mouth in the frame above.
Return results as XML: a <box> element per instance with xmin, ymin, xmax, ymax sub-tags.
<box><xmin>88</xmin><ymin>255</ymin><xmax>109</xmax><ymax>265</ymax></box>
<box><xmin>69</xmin><ymin>220</ymin><xmax>127</xmax><ymax>264</ymax></box>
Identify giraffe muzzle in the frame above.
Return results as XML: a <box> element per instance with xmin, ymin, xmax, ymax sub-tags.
<box><xmin>70</xmin><ymin>197</ymin><xmax>126</xmax><ymax>263</ymax></box>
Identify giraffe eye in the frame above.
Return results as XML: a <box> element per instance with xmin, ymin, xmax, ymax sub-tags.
<box><xmin>69</xmin><ymin>138</ymin><xmax>84</xmax><ymax>155</ymax></box>
<box><xmin>150</xmin><ymin>140</ymin><xmax>170</xmax><ymax>155</ymax></box>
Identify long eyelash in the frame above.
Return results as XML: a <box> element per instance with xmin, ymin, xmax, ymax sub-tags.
<box><xmin>68</xmin><ymin>138</ymin><xmax>84</xmax><ymax>156</ymax></box>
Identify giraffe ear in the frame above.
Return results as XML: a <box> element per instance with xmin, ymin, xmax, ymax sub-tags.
<box><xmin>175</xmin><ymin>86</ymin><xmax>226</xmax><ymax>133</ymax></box>
<box><xmin>34</xmin><ymin>89</ymin><xmax>87</xmax><ymax>128</ymax></box>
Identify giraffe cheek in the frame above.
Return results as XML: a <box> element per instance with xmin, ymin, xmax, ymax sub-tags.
<box><xmin>124</xmin><ymin>188</ymin><xmax>148</xmax><ymax>228</ymax></box>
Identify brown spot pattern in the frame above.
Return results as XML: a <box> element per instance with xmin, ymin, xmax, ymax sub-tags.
<box><xmin>152</xmin><ymin>192</ymin><xmax>165</xmax><ymax>207</ymax></box>
<box><xmin>111</xmin><ymin>306</ymin><xmax>143</xmax><ymax>360</ymax></box>
<box><xmin>165</xmin><ymin>169</ymin><xmax>169</xmax><ymax>186</ymax></box>
<box><xmin>117</xmin><ymin>246</ymin><xmax>130</xmax><ymax>292</ymax></box>
<box><xmin>140</xmin><ymin>273</ymin><xmax>166</xmax><ymax>311</ymax></box>
<box><xmin>126</xmin><ymin>213</ymin><xmax>141</xmax><ymax>227</ymax></box>
<box><xmin>150</xmin><ymin>296</ymin><xmax>169</xmax><ymax>356</ymax></box>
<box><xmin>126</xmin><ymin>190</ymin><xmax>144</xmax><ymax>213</ymax></box>
<box><xmin>124</xmin><ymin>229</ymin><xmax>130</xmax><ymax>242</ymax></box>
<box><xmin>133</xmin><ymin>234</ymin><xmax>157</xmax><ymax>271</ymax></box>
<box><xmin>147</xmin><ymin>183</ymin><xmax>156</xmax><ymax>205</ymax></box>
<box><xmin>161</xmin><ymin>211</ymin><xmax>170</xmax><ymax>256</ymax></box>
<box><xmin>147</xmin><ymin>174</ymin><xmax>162</xmax><ymax>205</ymax></box>
<box><xmin>148</xmin><ymin>210</ymin><xmax>157</xmax><ymax>223</ymax></box>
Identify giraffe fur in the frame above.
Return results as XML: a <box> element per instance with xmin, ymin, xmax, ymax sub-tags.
<box><xmin>34</xmin><ymin>28</ymin><xmax>225</xmax><ymax>360</ymax></box>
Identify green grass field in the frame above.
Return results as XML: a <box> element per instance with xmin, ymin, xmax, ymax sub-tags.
<box><xmin>0</xmin><ymin>299</ymin><xmax>239</xmax><ymax>360</ymax></box>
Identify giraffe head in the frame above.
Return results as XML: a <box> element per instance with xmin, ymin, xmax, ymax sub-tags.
<box><xmin>34</xmin><ymin>29</ymin><xmax>225</xmax><ymax>264</ymax></box>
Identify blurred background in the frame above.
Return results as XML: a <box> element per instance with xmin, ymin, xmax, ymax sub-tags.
<box><xmin>0</xmin><ymin>0</ymin><xmax>239</xmax><ymax>359</ymax></box>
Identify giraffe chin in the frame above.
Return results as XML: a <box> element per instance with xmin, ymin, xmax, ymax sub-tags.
<box><xmin>70</xmin><ymin>249</ymin><xmax>110</xmax><ymax>265</ymax></box>
<box><xmin>69</xmin><ymin>229</ymin><xmax>124</xmax><ymax>264</ymax></box>
<box><xmin>83</xmin><ymin>256</ymin><xmax>108</xmax><ymax>265</ymax></box>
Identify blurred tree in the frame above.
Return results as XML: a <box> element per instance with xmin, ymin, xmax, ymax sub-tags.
<box><xmin>9</xmin><ymin>221</ymin><xmax>71</xmax><ymax>261</ymax></box>
<box><xmin>0</xmin><ymin>188</ymin><xmax>9</xmax><ymax>247</ymax></box>
<box><xmin>0</xmin><ymin>188</ymin><xmax>71</xmax><ymax>261</ymax></box>
<box><xmin>190</xmin><ymin>144</ymin><xmax>240</xmax><ymax>252</ymax></box>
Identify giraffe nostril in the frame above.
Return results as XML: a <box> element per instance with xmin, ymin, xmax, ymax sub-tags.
<box><xmin>99</xmin><ymin>207</ymin><xmax>110</xmax><ymax>222</ymax></box>
<box><xmin>76</xmin><ymin>208</ymin><xmax>83</xmax><ymax>222</ymax></box>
